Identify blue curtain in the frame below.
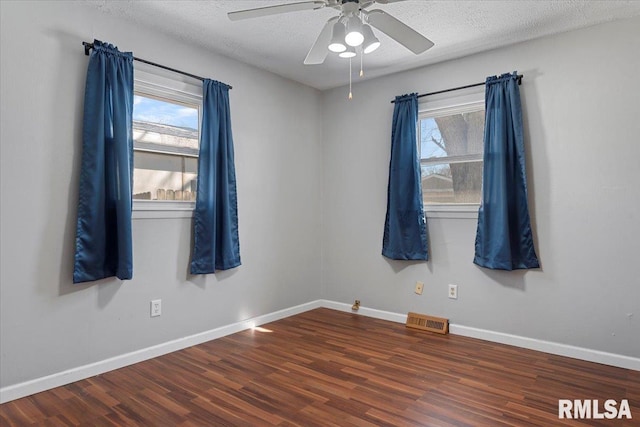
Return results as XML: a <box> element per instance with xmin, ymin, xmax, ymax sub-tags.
<box><xmin>191</xmin><ymin>79</ymin><xmax>241</xmax><ymax>274</ymax></box>
<box><xmin>382</xmin><ymin>93</ymin><xmax>428</xmax><ymax>260</ymax></box>
<box><xmin>474</xmin><ymin>72</ymin><xmax>539</xmax><ymax>270</ymax></box>
<box><xmin>73</xmin><ymin>40</ymin><xmax>134</xmax><ymax>283</ymax></box>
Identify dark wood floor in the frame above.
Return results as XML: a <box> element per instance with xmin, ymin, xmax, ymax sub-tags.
<box><xmin>1</xmin><ymin>308</ymin><xmax>638</xmax><ymax>426</ymax></box>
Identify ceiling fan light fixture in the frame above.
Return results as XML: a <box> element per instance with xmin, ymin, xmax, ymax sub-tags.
<box><xmin>361</xmin><ymin>24</ymin><xmax>380</xmax><ymax>54</ymax></box>
<box><xmin>338</xmin><ymin>46</ymin><xmax>357</xmax><ymax>58</ymax></box>
<box><xmin>328</xmin><ymin>21</ymin><xmax>347</xmax><ymax>52</ymax></box>
<box><xmin>345</xmin><ymin>15</ymin><xmax>364</xmax><ymax>47</ymax></box>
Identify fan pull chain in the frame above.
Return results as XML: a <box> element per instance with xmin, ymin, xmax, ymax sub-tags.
<box><xmin>348</xmin><ymin>57</ymin><xmax>353</xmax><ymax>100</ymax></box>
<box><xmin>360</xmin><ymin>48</ymin><xmax>364</xmax><ymax>77</ymax></box>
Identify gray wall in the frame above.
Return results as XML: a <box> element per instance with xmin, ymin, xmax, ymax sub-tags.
<box><xmin>0</xmin><ymin>1</ymin><xmax>323</xmax><ymax>388</ymax></box>
<box><xmin>321</xmin><ymin>16</ymin><xmax>640</xmax><ymax>358</ymax></box>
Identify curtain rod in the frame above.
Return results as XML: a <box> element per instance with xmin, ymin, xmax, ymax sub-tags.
<box><xmin>82</xmin><ymin>41</ymin><xmax>232</xmax><ymax>89</ymax></box>
<box><xmin>390</xmin><ymin>74</ymin><xmax>522</xmax><ymax>103</ymax></box>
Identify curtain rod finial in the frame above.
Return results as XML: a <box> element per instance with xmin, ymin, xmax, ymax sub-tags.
<box><xmin>83</xmin><ymin>41</ymin><xmax>92</xmax><ymax>56</ymax></box>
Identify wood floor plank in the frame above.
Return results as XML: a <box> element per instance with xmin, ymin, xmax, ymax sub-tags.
<box><xmin>1</xmin><ymin>308</ymin><xmax>637</xmax><ymax>426</ymax></box>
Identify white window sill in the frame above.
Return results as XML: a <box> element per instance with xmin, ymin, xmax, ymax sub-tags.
<box><xmin>425</xmin><ymin>204</ymin><xmax>479</xmax><ymax>219</ymax></box>
<box><xmin>132</xmin><ymin>200</ymin><xmax>194</xmax><ymax>219</ymax></box>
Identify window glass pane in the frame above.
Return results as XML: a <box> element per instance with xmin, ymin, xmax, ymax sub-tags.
<box><xmin>133</xmin><ymin>95</ymin><xmax>199</xmax><ymax>154</ymax></box>
<box><xmin>133</xmin><ymin>95</ymin><xmax>198</xmax><ymax>131</ymax></box>
<box><xmin>420</xmin><ymin>108</ymin><xmax>485</xmax><ymax>205</ymax></box>
<box><xmin>420</xmin><ymin>118</ymin><xmax>448</xmax><ymax>159</ymax></box>
<box><xmin>132</xmin><ymin>93</ymin><xmax>199</xmax><ymax>203</ymax></box>
<box><xmin>420</xmin><ymin>110</ymin><xmax>484</xmax><ymax>158</ymax></box>
<box><xmin>133</xmin><ymin>151</ymin><xmax>197</xmax><ymax>200</ymax></box>
<box><xmin>421</xmin><ymin>162</ymin><xmax>482</xmax><ymax>204</ymax></box>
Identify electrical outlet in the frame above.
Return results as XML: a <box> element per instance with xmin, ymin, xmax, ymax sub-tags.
<box><xmin>448</xmin><ymin>284</ymin><xmax>458</xmax><ymax>299</ymax></box>
<box><xmin>150</xmin><ymin>299</ymin><xmax>162</xmax><ymax>317</ymax></box>
<box><xmin>415</xmin><ymin>281</ymin><xmax>424</xmax><ymax>295</ymax></box>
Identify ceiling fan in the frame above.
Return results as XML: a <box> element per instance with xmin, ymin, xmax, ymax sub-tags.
<box><xmin>228</xmin><ymin>0</ymin><xmax>434</xmax><ymax>65</ymax></box>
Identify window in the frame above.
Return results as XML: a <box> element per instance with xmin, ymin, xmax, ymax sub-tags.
<box><xmin>418</xmin><ymin>99</ymin><xmax>485</xmax><ymax>215</ymax></box>
<box><xmin>132</xmin><ymin>70</ymin><xmax>202</xmax><ymax>216</ymax></box>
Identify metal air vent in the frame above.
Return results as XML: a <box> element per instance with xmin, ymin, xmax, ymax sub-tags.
<box><xmin>406</xmin><ymin>312</ymin><xmax>448</xmax><ymax>334</ymax></box>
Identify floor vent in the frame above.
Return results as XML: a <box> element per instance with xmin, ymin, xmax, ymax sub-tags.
<box><xmin>406</xmin><ymin>312</ymin><xmax>449</xmax><ymax>334</ymax></box>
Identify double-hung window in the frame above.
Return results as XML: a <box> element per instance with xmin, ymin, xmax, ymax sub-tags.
<box><xmin>418</xmin><ymin>94</ymin><xmax>485</xmax><ymax>217</ymax></box>
<box><xmin>132</xmin><ymin>70</ymin><xmax>202</xmax><ymax>217</ymax></box>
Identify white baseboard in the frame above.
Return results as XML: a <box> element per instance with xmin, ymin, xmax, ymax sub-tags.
<box><xmin>0</xmin><ymin>300</ymin><xmax>322</xmax><ymax>404</ymax></box>
<box><xmin>322</xmin><ymin>301</ymin><xmax>640</xmax><ymax>371</ymax></box>
<box><xmin>2</xmin><ymin>299</ymin><xmax>638</xmax><ymax>404</ymax></box>
<box><xmin>319</xmin><ymin>299</ymin><xmax>407</xmax><ymax>323</ymax></box>
<box><xmin>448</xmin><ymin>324</ymin><xmax>640</xmax><ymax>371</ymax></box>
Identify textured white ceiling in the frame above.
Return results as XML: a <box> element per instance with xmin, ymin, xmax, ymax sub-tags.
<box><xmin>83</xmin><ymin>0</ymin><xmax>640</xmax><ymax>90</ymax></box>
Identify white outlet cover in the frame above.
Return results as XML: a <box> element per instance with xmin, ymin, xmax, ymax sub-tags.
<box><xmin>448</xmin><ymin>284</ymin><xmax>458</xmax><ymax>299</ymax></box>
<box><xmin>150</xmin><ymin>299</ymin><xmax>162</xmax><ymax>317</ymax></box>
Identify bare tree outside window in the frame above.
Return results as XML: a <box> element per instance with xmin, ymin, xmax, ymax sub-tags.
<box><xmin>419</xmin><ymin>104</ymin><xmax>484</xmax><ymax>205</ymax></box>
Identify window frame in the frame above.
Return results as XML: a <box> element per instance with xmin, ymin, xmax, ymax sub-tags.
<box><xmin>418</xmin><ymin>90</ymin><xmax>485</xmax><ymax>219</ymax></box>
<box><xmin>131</xmin><ymin>69</ymin><xmax>203</xmax><ymax>219</ymax></box>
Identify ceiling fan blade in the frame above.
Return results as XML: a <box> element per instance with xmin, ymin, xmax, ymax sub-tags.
<box><xmin>228</xmin><ymin>1</ymin><xmax>326</xmax><ymax>21</ymax></box>
<box><xmin>366</xmin><ymin>9</ymin><xmax>434</xmax><ymax>54</ymax></box>
<box><xmin>374</xmin><ymin>0</ymin><xmax>408</xmax><ymax>3</ymax></box>
<box><xmin>304</xmin><ymin>17</ymin><xmax>339</xmax><ymax>65</ymax></box>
